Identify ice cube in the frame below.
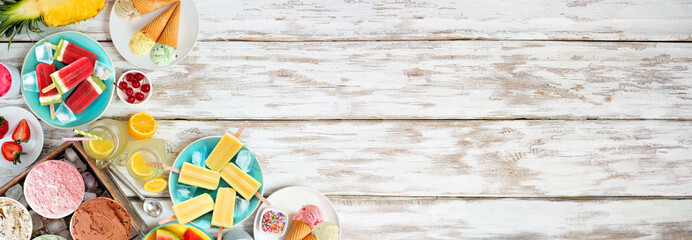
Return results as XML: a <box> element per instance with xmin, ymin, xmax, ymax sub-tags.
<box><xmin>29</xmin><ymin>210</ymin><xmax>43</xmax><ymax>231</ymax></box>
<box><xmin>22</xmin><ymin>71</ymin><xmax>38</xmax><ymax>92</ymax></box>
<box><xmin>83</xmin><ymin>192</ymin><xmax>97</xmax><ymax>202</ymax></box>
<box><xmin>64</xmin><ymin>148</ymin><xmax>80</xmax><ymax>163</ymax></box>
<box><xmin>72</xmin><ymin>157</ymin><xmax>87</xmax><ymax>172</ymax></box>
<box><xmin>176</xmin><ymin>184</ymin><xmax>197</xmax><ymax>201</ymax></box>
<box><xmin>5</xmin><ymin>184</ymin><xmax>22</xmax><ymax>200</ymax></box>
<box><xmin>45</xmin><ymin>218</ymin><xmax>67</xmax><ymax>234</ymax></box>
<box><xmin>191</xmin><ymin>150</ymin><xmax>207</xmax><ymax>167</ymax></box>
<box><xmin>81</xmin><ymin>172</ymin><xmax>97</xmax><ymax>190</ymax></box>
<box><xmin>57</xmin><ymin>229</ymin><xmax>73</xmax><ymax>240</ymax></box>
<box><xmin>234</xmin><ymin>195</ymin><xmax>250</xmax><ymax>218</ymax></box>
<box><xmin>93</xmin><ymin>61</ymin><xmax>114</xmax><ymax>80</ymax></box>
<box><xmin>234</xmin><ymin>150</ymin><xmax>255</xmax><ymax>172</ymax></box>
<box><xmin>35</xmin><ymin>42</ymin><xmax>54</xmax><ymax>64</ymax></box>
<box><xmin>55</xmin><ymin>103</ymin><xmax>76</xmax><ymax>124</ymax></box>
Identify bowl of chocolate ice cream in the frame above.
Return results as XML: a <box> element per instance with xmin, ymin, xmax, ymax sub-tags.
<box><xmin>69</xmin><ymin>197</ymin><xmax>131</xmax><ymax>240</ymax></box>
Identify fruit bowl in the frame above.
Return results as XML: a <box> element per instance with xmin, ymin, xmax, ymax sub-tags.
<box><xmin>143</xmin><ymin>223</ymin><xmax>213</xmax><ymax>240</ymax></box>
<box><xmin>117</xmin><ymin>70</ymin><xmax>152</xmax><ymax>105</ymax></box>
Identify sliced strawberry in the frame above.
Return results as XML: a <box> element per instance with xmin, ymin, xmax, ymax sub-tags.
<box><xmin>0</xmin><ymin>117</ymin><xmax>7</xmax><ymax>139</ymax></box>
<box><xmin>12</xmin><ymin>119</ymin><xmax>30</xmax><ymax>143</ymax></box>
<box><xmin>2</xmin><ymin>142</ymin><xmax>25</xmax><ymax>165</ymax></box>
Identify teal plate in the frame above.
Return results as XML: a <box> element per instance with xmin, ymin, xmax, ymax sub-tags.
<box><xmin>21</xmin><ymin>31</ymin><xmax>115</xmax><ymax>128</ymax></box>
<box><xmin>169</xmin><ymin>136</ymin><xmax>264</xmax><ymax>228</ymax></box>
<box><xmin>143</xmin><ymin>223</ymin><xmax>214</xmax><ymax>240</ymax></box>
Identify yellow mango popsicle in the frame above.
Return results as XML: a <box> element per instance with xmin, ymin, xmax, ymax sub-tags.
<box><xmin>211</xmin><ymin>188</ymin><xmax>236</xmax><ymax>228</ymax></box>
<box><xmin>220</xmin><ymin>163</ymin><xmax>261</xmax><ymax>201</ymax></box>
<box><xmin>172</xmin><ymin>193</ymin><xmax>214</xmax><ymax>224</ymax></box>
<box><xmin>178</xmin><ymin>162</ymin><xmax>221</xmax><ymax>190</ymax></box>
<box><xmin>206</xmin><ymin>132</ymin><xmax>244</xmax><ymax>172</ymax></box>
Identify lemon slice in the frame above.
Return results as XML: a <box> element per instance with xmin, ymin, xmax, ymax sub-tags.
<box><xmin>128</xmin><ymin>112</ymin><xmax>157</xmax><ymax>140</ymax></box>
<box><xmin>143</xmin><ymin>177</ymin><xmax>167</xmax><ymax>193</ymax></box>
<box><xmin>129</xmin><ymin>152</ymin><xmax>154</xmax><ymax>178</ymax></box>
<box><xmin>87</xmin><ymin>139</ymin><xmax>114</xmax><ymax>157</ymax></box>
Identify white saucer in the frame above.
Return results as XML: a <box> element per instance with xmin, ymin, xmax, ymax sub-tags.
<box><xmin>0</xmin><ymin>106</ymin><xmax>44</xmax><ymax>169</ymax></box>
<box><xmin>253</xmin><ymin>186</ymin><xmax>341</xmax><ymax>240</ymax></box>
<box><xmin>109</xmin><ymin>0</ymin><xmax>199</xmax><ymax>69</ymax></box>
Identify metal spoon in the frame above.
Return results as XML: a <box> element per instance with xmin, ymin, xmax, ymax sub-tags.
<box><xmin>108</xmin><ymin>165</ymin><xmax>163</xmax><ymax>217</ymax></box>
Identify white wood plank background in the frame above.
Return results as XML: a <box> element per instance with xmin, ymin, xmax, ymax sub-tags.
<box><xmin>1</xmin><ymin>0</ymin><xmax>691</xmax><ymax>238</ymax></box>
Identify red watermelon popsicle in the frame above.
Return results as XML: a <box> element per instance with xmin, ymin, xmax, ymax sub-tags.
<box><xmin>53</xmin><ymin>39</ymin><xmax>97</xmax><ymax>65</ymax></box>
<box><xmin>36</xmin><ymin>63</ymin><xmax>61</xmax><ymax>106</ymax></box>
<box><xmin>45</xmin><ymin>57</ymin><xmax>94</xmax><ymax>94</ymax></box>
<box><xmin>64</xmin><ymin>75</ymin><xmax>107</xmax><ymax>114</ymax></box>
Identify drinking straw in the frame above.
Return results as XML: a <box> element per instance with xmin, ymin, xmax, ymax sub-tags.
<box><xmin>72</xmin><ymin>129</ymin><xmax>104</xmax><ymax>141</ymax></box>
<box><xmin>62</xmin><ymin>137</ymin><xmax>99</xmax><ymax>141</ymax></box>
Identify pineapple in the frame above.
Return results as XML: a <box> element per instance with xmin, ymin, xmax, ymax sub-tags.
<box><xmin>0</xmin><ymin>0</ymin><xmax>106</xmax><ymax>42</ymax></box>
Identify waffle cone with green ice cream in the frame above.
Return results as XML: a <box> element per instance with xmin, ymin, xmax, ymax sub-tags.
<box><xmin>128</xmin><ymin>1</ymin><xmax>178</xmax><ymax>56</ymax></box>
<box><xmin>150</xmin><ymin>1</ymin><xmax>180</xmax><ymax>66</ymax></box>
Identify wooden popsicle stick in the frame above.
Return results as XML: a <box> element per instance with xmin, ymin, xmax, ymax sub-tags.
<box><xmin>218</xmin><ymin>227</ymin><xmax>224</xmax><ymax>240</ymax></box>
<box><xmin>47</xmin><ymin>43</ymin><xmax>57</xmax><ymax>50</ymax></box>
<box><xmin>42</xmin><ymin>84</ymin><xmax>56</xmax><ymax>93</ymax></box>
<box><xmin>158</xmin><ymin>215</ymin><xmax>177</xmax><ymax>225</ymax></box>
<box><xmin>147</xmin><ymin>162</ymin><xmax>180</xmax><ymax>173</ymax></box>
<box><xmin>49</xmin><ymin>104</ymin><xmax>55</xmax><ymax>120</ymax></box>
<box><xmin>255</xmin><ymin>192</ymin><xmax>271</xmax><ymax>206</ymax></box>
<box><xmin>234</xmin><ymin>121</ymin><xmax>248</xmax><ymax>138</ymax></box>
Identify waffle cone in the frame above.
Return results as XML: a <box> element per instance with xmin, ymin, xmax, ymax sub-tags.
<box><xmin>139</xmin><ymin>2</ymin><xmax>179</xmax><ymax>41</ymax></box>
<box><xmin>132</xmin><ymin>0</ymin><xmax>178</xmax><ymax>15</ymax></box>
<box><xmin>157</xmin><ymin>1</ymin><xmax>181</xmax><ymax>49</ymax></box>
<box><xmin>286</xmin><ymin>221</ymin><xmax>312</xmax><ymax>240</ymax></box>
<box><xmin>302</xmin><ymin>233</ymin><xmax>317</xmax><ymax>240</ymax></box>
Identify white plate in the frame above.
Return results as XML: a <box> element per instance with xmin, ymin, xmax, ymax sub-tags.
<box><xmin>253</xmin><ymin>186</ymin><xmax>341</xmax><ymax>240</ymax></box>
<box><xmin>109</xmin><ymin>0</ymin><xmax>199</xmax><ymax>69</ymax></box>
<box><xmin>0</xmin><ymin>106</ymin><xmax>44</xmax><ymax>169</ymax></box>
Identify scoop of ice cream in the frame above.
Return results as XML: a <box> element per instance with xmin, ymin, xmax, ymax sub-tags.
<box><xmin>0</xmin><ymin>197</ymin><xmax>32</xmax><ymax>240</ymax></box>
<box><xmin>129</xmin><ymin>31</ymin><xmax>156</xmax><ymax>56</ymax></box>
<box><xmin>70</xmin><ymin>198</ymin><xmax>131</xmax><ymax>240</ymax></box>
<box><xmin>33</xmin><ymin>235</ymin><xmax>66</xmax><ymax>240</ymax></box>
<box><xmin>293</xmin><ymin>205</ymin><xmax>324</xmax><ymax>228</ymax></box>
<box><xmin>312</xmin><ymin>222</ymin><xmax>339</xmax><ymax>240</ymax></box>
<box><xmin>150</xmin><ymin>43</ymin><xmax>177</xmax><ymax>66</ymax></box>
<box><xmin>114</xmin><ymin>0</ymin><xmax>141</xmax><ymax>22</ymax></box>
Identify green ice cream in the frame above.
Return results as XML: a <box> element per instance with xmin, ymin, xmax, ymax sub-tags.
<box><xmin>33</xmin><ymin>235</ymin><xmax>66</xmax><ymax>240</ymax></box>
<box><xmin>150</xmin><ymin>43</ymin><xmax>177</xmax><ymax>66</ymax></box>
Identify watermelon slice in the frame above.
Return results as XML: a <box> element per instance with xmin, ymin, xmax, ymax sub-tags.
<box><xmin>183</xmin><ymin>230</ymin><xmax>203</xmax><ymax>240</ymax></box>
<box><xmin>156</xmin><ymin>229</ymin><xmax>182</xmax><ymax>240</ymax></box>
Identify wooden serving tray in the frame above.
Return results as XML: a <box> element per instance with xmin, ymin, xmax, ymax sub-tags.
<box><xmin>0</xmin><ymin>141</ymin><xmax>147</xmax><ymax>239</ymax></box>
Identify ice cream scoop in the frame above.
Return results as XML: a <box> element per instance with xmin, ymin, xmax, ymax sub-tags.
<box><xmin>293</xmin><ymin>205</ymin><xmax>324</xmax><ymax>228</ymax></box>
<box><xmin>312</xmin><ymin>222</ymin><xmax>339</xmax><ymax>240</ymax></box>
<box><xmin>150</xmin><ymin>43</ymin><xmax>177</xmax><ymax>66</ymax></box>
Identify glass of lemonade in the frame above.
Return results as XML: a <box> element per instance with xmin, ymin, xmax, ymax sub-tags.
<box><xmin>82</xmin><ymin>119</ymin><xmax>130</xmax><ymax>168</ymax></box>
<box><xmin>126</xmin><ymin>148</ymin><xmax>164</xmax><ymax>182</ymax></box>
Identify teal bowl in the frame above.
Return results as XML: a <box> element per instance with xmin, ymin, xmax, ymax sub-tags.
<box><xmin>169</xmin><ymin>136</ymin><xmax>264</xmax><ymax>228</ymax></box>
<box><xmin>21</xmin><ymin>31</ymin><xmax>115</xmax><ymax>128</ymax></box>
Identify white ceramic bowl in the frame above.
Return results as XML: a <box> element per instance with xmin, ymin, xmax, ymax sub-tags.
<box><xmin>0</xmin><ymin>62</ymin><xmax>20</xmax><ymax>100</ymax></box>
<box><xmin>116</xmin><ymin>70</ymin><xmax>152</xmax><ymax>105</ymax></box>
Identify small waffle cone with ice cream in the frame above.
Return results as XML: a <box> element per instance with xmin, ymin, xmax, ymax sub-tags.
<box><xmin>132</xmin><ymin>0</ymin><xmax>178</xmax><ymax>15</ymax></box>
<box><xmin>302</xmin><ymin>233</ymin><xmax>317</xmax><ymax>240</ymax></box>
<box><xmin>157</xmin><ymin>1</ymin><xmax>181</xmax><ymax>49</ymax></box>
<box><xmin>287</xmin><ymin>221</ymin><xmax>313</xmax><ymax>240</ymax></box>
<box><xmin>140</xmin><ymin>2</ymin><xmax>178</xmax><ymax>41</ymax></box>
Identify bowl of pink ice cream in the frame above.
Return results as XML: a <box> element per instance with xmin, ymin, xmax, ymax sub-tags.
<box><xmin>0</xmin><ymin>62</ymin><xmax>20</xmax><ymax>100</ymax></box>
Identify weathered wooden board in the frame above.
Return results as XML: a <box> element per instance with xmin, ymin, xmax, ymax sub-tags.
<box><xmin>1</xmin><ymin>116</ymin><xmax>689</xmax><ymax>197</ymax></box>
<box><xmin>128</xmin><ymin>197</ymin><xmax>692</xmax><ymax>239</ymax></box>
<box><xmin>2</xmin><ymin>41</ymin><xmax>691</xmax><ymax>120</ymax></box>
<box><xmin>2</xmin><ymin>0</ymin><xmax>691</xmax><ymax>42</ymax></box>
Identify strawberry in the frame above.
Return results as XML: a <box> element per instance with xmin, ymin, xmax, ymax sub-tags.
<box><xmin>0</xmin><ymin>117</ymin><xmax>7</xmax><ymax>139</ymax></box>
<box><xmin>2</xmin><ymin>142</ymin><xmax>25</xmax><ymax>165</ymax></box>
<box><xmin>12</xmin><ymin>119</ymin><xmax>30</xmax><ymax>143</ymax></box>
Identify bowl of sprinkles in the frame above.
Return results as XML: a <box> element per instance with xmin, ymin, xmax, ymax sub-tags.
<box><xmin>260</xmin><ymin>208</ymin><xmax>288</xmax><ymax>236</ymax></box>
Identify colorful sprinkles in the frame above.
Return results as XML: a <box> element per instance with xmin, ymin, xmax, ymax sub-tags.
<box><xmin>261</xmin><ymin>210</ymin><xmax>287</xmax><ymax>234</ymax></box>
